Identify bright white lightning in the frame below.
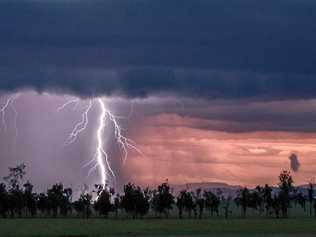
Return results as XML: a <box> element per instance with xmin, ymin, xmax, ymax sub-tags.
<box><xmin>0</xmin><ymin>94</ymin><xmax>20</xmax><ymax>134</ymax></box>
<box><xmin>57</xmin><ymin>98</ymin><xmax>79</xmax><ymax>112</ymax></box>
<box><xmin>0</xmin><ymin>98</ymin><xmax>11</xmax><ymax>131</ymax></box>
<box><xmin>95</xmin><ymin>98</ymin><xmax>115</xmax><ymax>187</ymax></box>
<box><xmin>59</xmin><ymin>97</ymin><xmax>140</xmax><ymax>190</ymax></box>
<box><xmin>65</xmin><ymin>100</ymin><xmax>93</xmax><ymax>145</ymax></box>
<box><xmin>105</xmin><ymin>106</ymin><xmax>142</xmax><ymax>164</ymax></box>
<box><xmin>1</xmin><ymin>93</ymin><xmax>139</xmax><ymax>190</ymax></box>
<box><xmin>10</xmin><ymin>99</ymin><xmax>19</xmax><ymax>140</ymax></box>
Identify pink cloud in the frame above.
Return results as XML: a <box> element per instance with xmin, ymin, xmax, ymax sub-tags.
<box><xmin>123</xmin><ymin>114</ymin><xmax>316</xmax><ymax>187</ymax></box>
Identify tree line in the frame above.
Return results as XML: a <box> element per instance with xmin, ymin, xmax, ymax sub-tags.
<box><xmin>0</xmin><ymin>164</ymin><xmax>315</xmax><ymax>219</ymax></box>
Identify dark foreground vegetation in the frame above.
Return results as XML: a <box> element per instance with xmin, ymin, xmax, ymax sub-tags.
<box><xmin>1</xmin><ymin>218</ymin><xmax>316</xmax><ymax>237</ymax></box>
<box><xmin>0</xmin><ymin>164</ymin><xmax>316</xmax><ymax>220</ymax></box>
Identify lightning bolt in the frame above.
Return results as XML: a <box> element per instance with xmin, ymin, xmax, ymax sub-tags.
<box><xmin>0</xmin><ymin>93</ymin><xmax>140</xmax><ymax>191</ymax></box>
<box><xmin>0</xmin><ymin>94</ymin><xmax>20</xmax><ymax>136</ymax></box>
<box><xmin>57</xmin><ymin>98</ymin><xmax>79</xmax><ymax>112</ymax></box>
<box><xmin>96</xmin><ymin>98</ymin><xmax>115</xmax><ymax>187</ymax></box>
<box><xmin>105</xmin><ymin>106</ymin><xmax>142</xmax><ymax>164</ymax></box>
<box><xmin>58</xmin><ymin>97</ymin><xmax>141</xmax><ymax>190</ymax></box>
<box><xmin>10</xmin><ymin>98</ymin><xmax>19</xmax><ymax>140</ymax></box>
<box><xmin>65</xmin><ymin>100</ymin><xmax>93</xmax><ymax>145</ymax></box>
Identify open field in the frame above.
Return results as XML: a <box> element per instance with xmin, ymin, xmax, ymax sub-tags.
<box><xmin>0</xmin><ymin>218</ymin><xmax>316</xmax><ymax>237</ymax></box>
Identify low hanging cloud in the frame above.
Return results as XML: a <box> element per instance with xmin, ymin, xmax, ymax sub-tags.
<box><xmin>0</xmin><ymin>0</ymin><xmax>316</xmax><ymax>100</ymax></box>
<box><xmin>289</xmin><ymin>153</ymin><xmax>301</xmax><ymax>172</ymax></box>
<box><xmin>1</xmin><ymin>66</ymin><xmax>316</xmax><ymax>101</ymax></box>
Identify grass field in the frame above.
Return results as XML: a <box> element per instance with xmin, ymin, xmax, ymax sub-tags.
<box><xmin>0</xmin><ymin>218</ymin><xmax>316</xmax><ymax>237</ymax></box>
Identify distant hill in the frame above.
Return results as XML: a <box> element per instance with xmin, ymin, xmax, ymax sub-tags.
<box><xmin>171</xmin><ymin>182</ymin><xmax>242</xmax><ymax>197</ymax></box>
<box><xmin>170</xmin><ymin>182</ymin><xmax>315</xmax><ymax>197</ymax></box>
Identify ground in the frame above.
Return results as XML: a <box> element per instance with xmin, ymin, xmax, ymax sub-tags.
<box><xmin>0</xmin><ymin>218</ymin><xmax>316</xmax><ymax>237</ymax></box>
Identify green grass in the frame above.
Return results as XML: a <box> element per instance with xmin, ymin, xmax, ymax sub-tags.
<box><xmin>0</xmin><ymin>218</ymin><xmax>316</xmax><ymax>237</ymax></box>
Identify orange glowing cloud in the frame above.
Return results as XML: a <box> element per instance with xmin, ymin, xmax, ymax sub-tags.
<box><xmin>123</xmin><ymin>114</ymin><xmax>316</xmax><ymax>187</ymax></box>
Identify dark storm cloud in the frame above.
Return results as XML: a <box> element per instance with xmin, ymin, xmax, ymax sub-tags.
<box><xmin>289</xmin><ymin>153</ymin><xmax>301</xmax><ymax>172</ymax></box>
<box><xmin>1</xmin><ymin>0</ymin><xmax>316</xmax><ymax>99</ymax></box>
<box><xmin>1</xmin><ymin>66</ymin><xmax>316</xmax><ymax>101</ymax></box>
<box><xmin>133</xmin><ymin>98</ymin><xmax>316</xmax><ymax>133</ymax></box>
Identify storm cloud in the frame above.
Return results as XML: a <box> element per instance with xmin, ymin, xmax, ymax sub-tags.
<box><xmin>289</xmin><ymin>153</ymin><xmax>301</xmax><ymax>172</ymax></box>
<box><xmin>1</xmin><ymin>0</ymin><xmax>316</xmax><ymax>99</ymax></box>
<box><xmin>1</xmin><ymin>0</ymin><xmax>316</xmax><ymax>188</ymax></box>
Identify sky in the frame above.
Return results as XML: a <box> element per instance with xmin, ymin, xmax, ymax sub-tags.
<box><xmin>0</xmin><ymin>0</ymin><xmax>316</xmax><ymax>190</ymax></box>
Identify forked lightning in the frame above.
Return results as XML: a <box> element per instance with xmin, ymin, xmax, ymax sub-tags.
<box><xmin>58</xmin><ymin>97</ymin><xmax>140</xmax><ymax>189</ymax></box>
<box><xmin>1</xmin><ymin>94</ymin><xmax>140</xmax><ymax>191</ymax></box>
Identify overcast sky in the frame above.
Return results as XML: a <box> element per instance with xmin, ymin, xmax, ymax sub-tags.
<box><xmin>1</xmin><ymin>0</ymin><xmax>316</xmax><ymax>190</ymax></box>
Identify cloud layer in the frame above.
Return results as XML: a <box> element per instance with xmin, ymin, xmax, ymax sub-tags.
<box><xmin>124</xmin><ymin>114</ymin><xmax>316</xmax><ymax>186</ymax></box>
<box><xmin>1</xmin><ymin>0</ymin><xmax>316</xmax><ymax>99</ymax></box>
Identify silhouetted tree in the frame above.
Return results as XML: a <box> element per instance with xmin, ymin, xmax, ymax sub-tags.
<box><xmin>61</xmin><ymin>187</ymin><xmax>72</xmax><ymax>216</ymax></box>
<box><xmin>238</xmin><ymin>187</ymin><xmax>250</xmax><ymax>217</ymax></box>
<box><xmin>3</xmin><ymin>164</ymin><xmax>26</xmax><ymax>189</ymax></box>
<box><xmin>176</xmin><ymin>191</ymin><xmax>186</xmax><ymax>219</ymax></box>
<box><xmin>271</xmin><ymin>195</ymin><xmax>281</xmax><ymax>218</ymax></box>
<box><xmin>121</xmin><ymin>183</ymin><xmax>150</xmax><ymax>218</ymax></box>
<box><xmin>183</xmin><ymin>191</ymin><xmax>195</xmax><ymax>218</ymax></box>
<box><xmin>222</xmin><ymin>196</ymin><xmax>232</xmax><ymax>219</ymax></box>
<box><xmin>1</xmin><ymin>163</ymin><xmax>316</xmax><ymax>220</ymax></box>
<box><xmin>121</xmin><ymin>183</ymin><xmax>136</xmax><ymax>217</ymax></box>
<box><xmin>253</xmin><ymin>186</ymin><xmax>264</xmax><ymax>215</ymax></box>
<box><xmin>47</xmin><ymin>183</ymin><xmax>72</xmax><ymax>218</ymax></box>
<box><xmin>263</xmin><ymin>184</ymin><xmax>273</xmax><ymax>216</ymax></box>
<box><xmin>0</xmin><ymin>183</ymin><xmax>8</xmax><ymax>218</ymax></box>
<box><xmin>308</xmin><ymin>183</ymin><xmax>314</xmax><ymax>216</ymax></box>
<box><xmin>152</xmin><ymin>182</ymin><xmax>174</xmax><ymax>218</ymax></box>
<box><xmin>314</xmin><ymin>201</ymin><xmax>316</xmax><ymax>218</ymax></box>
<box><xmin>294</xmin><ymin>192</ymin><xmax>306</xmax><ymax>212</ymax></box>
<box><xmin>23</xmin><ymin>181</ymin><xmax>37</xmax><ymax>217</ymax></box>
<box><xmin>74</xmin><ymin>192</ymin><xmax>92</xmax><ymax>218</ymax></box>
<box><xmin>37</xmin><ymin>193</ymin><xmax>49</xmax><ymax>216</ymax></box>
<box><xmin>278</xmin><ymin>170</ymin><xmax>293</xmax><ymax>218</ymax></box>
<box><xmin>4</xmin><ymin>163</ymin><xmax>26</xmax><ymax>217</ymax></box>
<box><xmin>194</xmin><ymin>189</ymin><xmax>205</xmax><ymax>219</ymax></box>
<box><xmin>137</xmin><ymin>187</ymin><xmax>151</xmax><ymax>217</ymax></box>
<box><xmin>94</xmin><ymin>185</ymin><xmax>113</xmax><ymax>218</ymax></box>
<box><xmin>203</xmin><ymin>190</ymin><xmax>220</xmax><ymax>217</ymax></box>
<box><xmin>113</xmin><ymin>194</ymin><xmax>120</xmax><ymax>218</ymax></box>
